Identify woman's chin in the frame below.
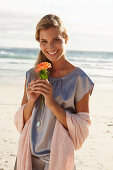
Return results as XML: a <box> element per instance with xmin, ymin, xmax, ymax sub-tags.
<box><xmin>45</xmin><ymin>55</ymin><xmax>59</xmax><ymax>62</ymax></box>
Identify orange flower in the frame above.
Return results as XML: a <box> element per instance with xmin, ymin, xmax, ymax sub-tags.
<box><xmin>35</xmin><ymin>62</ymin><xmax>52</xmax><ymax>72</ymax></box>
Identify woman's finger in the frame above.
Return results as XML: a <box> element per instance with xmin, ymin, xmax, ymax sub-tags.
<box><xmin>36</xmin><ymin>79</ymin><xmax>52</xmax><ymax>88</ymax></box>
<box><xmin>34</xmin><ymin>83</ymin><xmax>52</xmax><ymax>91</ymax></box>
<box><xmin>33</xmin><ymin>86</ymin><xmax>51</xmax><ymax>93</ymax></box>
<box><xmin>27</xmin><ymin>78</ymin><xmax>40</xmax><ymax>87</ymax></box>
<box><xmin>34</xmin><ymin>89</ymin><xmax>48</xmax><ymax>96</ymax></box>
<box><xmin>28</xmin><ymin>81</ymin><xmax>38</xmax><ymax>90</ymax></box>
<box><xmin>27</xmin><ymin>84</ymin><xmax>37</xmax><ymax>92</ymax></box>
<box><xmin>28</xmin><ymin>80</ymin><xmax>36</xmax><ymax>85</ymax></box>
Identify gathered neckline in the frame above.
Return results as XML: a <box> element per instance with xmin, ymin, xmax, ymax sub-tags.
<box><xmin>49</xmin><ymin>67</ymin><xmax>79</xmax><ymax>80</ymax></box>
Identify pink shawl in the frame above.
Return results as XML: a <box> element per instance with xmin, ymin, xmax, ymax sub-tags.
<box><xmin>14</xmin><ymin>105</ymin><xmax>91</xmax><ymax>170</ymax></box>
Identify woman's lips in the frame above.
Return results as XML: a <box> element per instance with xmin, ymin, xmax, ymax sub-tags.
<box><xmin>47</xmin><ymin>50</ymin><xmax>58</xmax><ymax>56</ymax></box>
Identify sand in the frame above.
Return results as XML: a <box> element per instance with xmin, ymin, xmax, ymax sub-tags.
<box><xmin>0</xmin><ymin>84</ymin><xmax>113</xmax><ymax>170</ymax></box>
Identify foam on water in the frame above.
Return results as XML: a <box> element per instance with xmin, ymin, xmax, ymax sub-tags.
<box><xmin>0</xmin><ymin>47</ymin><xmax>113</xmax><ymax>89</ymax></box>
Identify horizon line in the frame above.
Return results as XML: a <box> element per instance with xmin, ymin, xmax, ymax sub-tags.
<box><xmin>0</xmin><ymin>46</ymin><xmax>113</xmax><ymax>53</ymax></box>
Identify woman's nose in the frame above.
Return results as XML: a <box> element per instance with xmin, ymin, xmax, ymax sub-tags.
<box><xmin>49</xmin><ymin>42</ymin><xmax>54</xmax><ymax>49</ymax></box>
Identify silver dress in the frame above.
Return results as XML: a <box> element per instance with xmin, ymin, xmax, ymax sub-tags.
<box><xmin>15</xmin><ymin>67</ymin><xmax>94</xmax><ymax>170</ymax></box>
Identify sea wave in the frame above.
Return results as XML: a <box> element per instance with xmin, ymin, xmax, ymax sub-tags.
<box><xmin>0</xmin><ymin>47</ymin><xmax>113</xmax><ymax>88</ymax></box>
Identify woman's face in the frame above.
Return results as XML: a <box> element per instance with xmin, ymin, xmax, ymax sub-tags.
<box><xmin>39</xmin><ymin>27</ymin><xmax>67</xmax><ymax>62</ymax></box>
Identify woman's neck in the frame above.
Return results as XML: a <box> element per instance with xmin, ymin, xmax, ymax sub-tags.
<box><xmin>51</xmin><ymin>57</ymin><xmax>68</xmax><ymax>72</ymax></box>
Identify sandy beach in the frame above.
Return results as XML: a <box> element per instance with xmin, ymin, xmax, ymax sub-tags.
<box><xmin>0</xmin><ymin>83</ymin><xmax>113</xmax><ymax>170</ymax></box>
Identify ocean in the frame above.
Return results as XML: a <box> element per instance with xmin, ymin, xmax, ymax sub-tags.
<box><xmin>0</xmin><ymin>47</ymin><xmax>113</xmax><ymax>89</ymax></box>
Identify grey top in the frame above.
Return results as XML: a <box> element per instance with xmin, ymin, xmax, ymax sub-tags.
<box><xmin>26</xmin><ymin>67</ymin><xmax>94</xmax><ymax>163</ymax></box>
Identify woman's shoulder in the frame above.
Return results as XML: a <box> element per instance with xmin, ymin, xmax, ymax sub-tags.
<box><xmin>74</xmin><ymin>67</ymin><xmax>94</xmax><ymax>102</ymax></box>
<box><xmin>65</xmin><ymin>62</ymin><xmax>89</xmax><ymax>78</ymax></box>
<box><xmin>67</xmin><ymin>67</ymin><xmax>89</xmax><ymax>79</ymax></box>
<box><xmin>76</xmin><ymin>67</ymin><xmax>94</xmax><ymax>83</ymax></box>
<box><xmin>76</xmin><ymin>67</ymin><xmax>89</xmax><ymax>77</ymax></box>
<box><xmin>26</xmin><ymin>67</ymin><xmax>36</xmax><ymax>80</ymax></box>
<box><xmin>26</xmin><ymin>67</ymin><xmax>35</xmax><ymax>74</ymax></box>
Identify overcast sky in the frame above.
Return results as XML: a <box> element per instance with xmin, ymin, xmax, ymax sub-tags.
<box><xmin>0</xmin><ymin>0</ymin><xmax>113</xmax><ymax>51</ymax></box>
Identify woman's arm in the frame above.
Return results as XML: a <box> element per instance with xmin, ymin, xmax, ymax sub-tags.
<box><xmin>76</xmin><ymin>91</ymin><xmax>90</xmax><ymax>113</ymax></box>
<box><xmin>21</xmin><ymin>79</ymin><xmax>40</xmax><ymax>124</ymax></box>
<box><xmin>50</xmin><ymin>91</ymin><xmax>90</xmax><ymax>130</ymax></box>
<box><xmin>31</xmin><ymin>79</ymin><xmax>90</xmax><ymax>129</ymax></box>
<box><xmin>31</xmin><ymin>79</ymin><xmax>68</xmax><ymax>129</ymax></box>
<box><xmin>49</xmin><ymin>100</ymin><xmax>68</xmax><ymax>129</ymax></box>
<box><xmin>21</xmin><ymin>79</ymin><xmax>28</xmax><ymax>105</ymax></box>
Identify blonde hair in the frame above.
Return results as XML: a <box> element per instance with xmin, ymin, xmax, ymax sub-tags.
<box><xmin>34</xmin><ymin>14</ymin><xmax>68</xmax><ymax>71</ymax></box>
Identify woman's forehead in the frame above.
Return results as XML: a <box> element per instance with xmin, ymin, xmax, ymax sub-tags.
<box><xmin>39</xmin><ymin>27</ymin><xmax>62</xmax><ymax>39</ymax></box>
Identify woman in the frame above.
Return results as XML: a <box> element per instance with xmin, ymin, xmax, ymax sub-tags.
<box><xmin>14</xmin><ymin>14</ymin><xmax>94</xmax><ymax>170</ymax></box>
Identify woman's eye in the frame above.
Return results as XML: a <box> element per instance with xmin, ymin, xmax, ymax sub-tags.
<box><xmin>41</xmin><ymin>41</ymin><xmax>47</xmax><ymax>43</ymax></box>
<box><xmin>54</xmin><ymin>39</ymin><xmax>60</xmax><ymax>41</ymax></box>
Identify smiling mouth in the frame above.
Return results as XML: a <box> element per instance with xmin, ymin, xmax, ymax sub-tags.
<box><xmin>47</xmin><ymin>50</ymin><xmax>58</xmax><ymax>56</ymax></box>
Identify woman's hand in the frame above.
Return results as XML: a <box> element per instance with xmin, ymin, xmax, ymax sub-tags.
<box><xmin>33</xmin><ymin>79</ymin><xmax>54</xmax><ymax>108</ymax></box>
<box><xmin>27</xmin><ymin>79</ymin><xmax>40</xmax><ymax>102</ymax></box>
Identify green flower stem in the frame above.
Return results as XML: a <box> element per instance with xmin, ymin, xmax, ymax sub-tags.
<box><xmin>39</xmin><ymin>69</ymin><xmax>48</xmax><ymax>79</ymax></box>
<box><xmin>39</xmin><ymin>69</ymin><xmax>48</xmax><ymax>109</ymax></box>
